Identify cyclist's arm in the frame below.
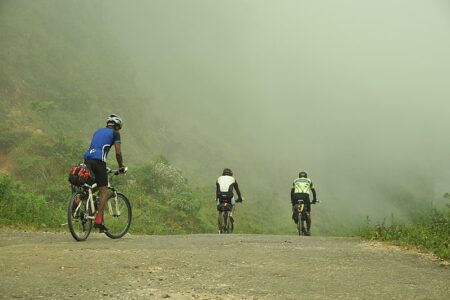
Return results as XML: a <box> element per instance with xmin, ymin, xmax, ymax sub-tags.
<box><xmin>311</xmin><ymin>187</ymin><xmax>317</xmax><ymax>202</ymax></box>
<box><xmin>233</xmin><ymin>181</ymin><xmax>242</xmax><ymax>200</ymax></box>
<box><xmin>113</xmin><ymin>130</ymin><xmax>124</xmax><ymax>168</ymax></box>
<box><xmin>114</xmin><ymin>143</ymin><xmax>124</xmax><ymax>168</ymax></box>
<box><xmin>216</xmin><ymin>182</ymin><xmax>220</xmax><ymax>199</ymax></box>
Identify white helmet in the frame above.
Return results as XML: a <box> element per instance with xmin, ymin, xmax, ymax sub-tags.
<box><xmin>106</xmin><ymin>114</ymin><xmax>123</xmax><ymax>129</ymax></box>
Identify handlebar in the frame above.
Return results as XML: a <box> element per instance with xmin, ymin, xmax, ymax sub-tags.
<box><xmin>296</xmin><ymin>199</ymin><xmax>320</xmax><ymax>204</ymax></box>
<box><xmin>106</xmin><ymin>167</ymin><xmax>128</xmax><ymax>176</ymax></box>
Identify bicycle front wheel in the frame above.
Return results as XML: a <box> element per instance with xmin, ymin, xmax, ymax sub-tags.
<box><xmin>67</xmin><ymin>192</ymin><xmax>93</xmax><ymax>241</ymax></box>
<box><xmin>103</xmin><ymin>192</ymin><xmax>132</xmax><ymax>239</ymax></box>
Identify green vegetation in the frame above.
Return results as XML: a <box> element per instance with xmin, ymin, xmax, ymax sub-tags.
<box><xmin>0</xmin><ymin>174</ymin><xmax>64</xmax><ymax>228</ymax></box>
<box><xmin>1</xmin><ymin>1</ymin><xmax>449</xmax><ymax>260</ymax></box>
<box><xmin>360</xmin><ymin>201</ymin><xmax>450</xmax><ymax>259</ymax></box>
<box><xmin>0</xmin><ymin>1</ymin><xmax>292</xmax><ymax>236</ymax></box>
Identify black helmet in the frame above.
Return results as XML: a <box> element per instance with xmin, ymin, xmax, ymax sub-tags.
<box><xmin>299</xmin><ymin>171</ymin><xmax>307</xmax><ymax>178</ymax></box>
<box><xmin>106</xmin><ymin>114</ymin><xmax>123</xmax><ymax>129</ymax></box>
<box><xmin>222</xmin><ymin>168</ymin><xmax>233</xmax><ymax>176</ymax></box>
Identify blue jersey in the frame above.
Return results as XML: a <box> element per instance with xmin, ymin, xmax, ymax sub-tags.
<box><xmin>83</xmin><ymin>128</ymin><xmax>121</xmax><ymax>162</ymax></box>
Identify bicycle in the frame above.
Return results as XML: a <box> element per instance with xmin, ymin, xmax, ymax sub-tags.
<box><xmin>217</xmin><ymin>198</ymin><xmax>233</xmax><ymax>234</ymax></box>
<box><xmin>294</xmin><ymin>199</ymin><xmax>319</xmax><ymax>236</ymax></box>
<box><xmin>294</xmin><ymin>200</ymin><xmax>308</xmax><ymax>236</ymax></box>
<box><xmin>67</xmin><ymin>168</ymin><xmax>132</xmax><ymax>241</ymax></box>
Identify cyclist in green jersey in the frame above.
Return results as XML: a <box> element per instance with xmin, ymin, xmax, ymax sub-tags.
<box><xmin>291</xmin><ymin>171</ymin><xmax>317</xmax><ymax>236</ymax></box>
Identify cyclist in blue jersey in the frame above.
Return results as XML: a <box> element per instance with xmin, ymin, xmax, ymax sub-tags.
<box><xmin>83</xmin><ymin>114</ymin><xmax>127</xmax><ymax>232</ymax></box>
<box><xmin>291</xmin><ymin>171</ymin><xmax>317</xmax><ymax>236</ymax></box>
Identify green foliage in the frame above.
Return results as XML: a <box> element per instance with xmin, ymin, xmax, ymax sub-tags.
<box><xmin>359</xmin><ymin>203</ymin><xmax>450</xmax><ymax>259</ymax></box>
<box><xmin>135</xmin><ymin>159</ymin><xmax>188</xmax><ymax>197</ymax></box>
<box><xmin>0</xmin><ymin>126</ymin><xmax>29</xmax><ymax>152</ymax></box>
<box><xmin>11</xmin><ymin>133</ymin><xmax>83</xmax><ymax>190</ymax></box>
<box><xmin>31</xmin><ymin>100</ymin><xmax>56</xmax><ymax>113</ymax></box>
<box><xmin>0</xmin><ymin>174</ymin><xmax>64</xmax><ymax>227</ymax></box>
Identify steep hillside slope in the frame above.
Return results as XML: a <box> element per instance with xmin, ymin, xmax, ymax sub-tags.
<box><xmin>0</xmin><ymin>1</ymin><xmax>324</xmax><ymax>235</ymax></box>
<box><xmin>0</xmin><ymin>0</ymin><xmax>158</xmax><ymax>159</ymax></box>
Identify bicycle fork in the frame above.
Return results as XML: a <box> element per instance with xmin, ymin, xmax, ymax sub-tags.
<box><xmin>107</xmin><ymin>190</ymin><xmax>121</xmax><ymax>217</ymax></box>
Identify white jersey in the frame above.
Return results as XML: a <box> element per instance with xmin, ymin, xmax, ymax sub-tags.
<box><xmin>217</xmin><ymin>175</ymin><xmax>236</xmax><ymax>193</ymax></box>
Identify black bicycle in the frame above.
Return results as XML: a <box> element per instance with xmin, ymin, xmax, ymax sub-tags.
<box><xmin>294</xmin><ymin>200</ymin><xmax>308</xmax><ymax>236</ymax></box>
<box><xmin>217</xmin><ymin>198</ymin><xmax>233</xmax><ymax>234</ymax></box>
<box><xmin>294</xmin><ymin>199</ymin><xmax>319</xmax><ymax>236</ymax></box>
<box><xmin>67</xmin><ymin>168</ymin><xmax>132</xmax><ymax>241</ymax></box>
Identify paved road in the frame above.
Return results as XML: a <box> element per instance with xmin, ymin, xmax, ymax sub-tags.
<box><xmin>0</xmin><ymin>232</ymin><xmax>448</xmax><ymax>299</ymax></box>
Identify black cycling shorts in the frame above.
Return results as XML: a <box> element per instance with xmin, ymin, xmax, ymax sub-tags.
<box><xmin>291</xmin><ymin>193</ymin><xmax>311</xmax><ymax>212</ymax></box>
<box><xmin>84</xmin><ymin>159</ymin><xmax>108</xmax><ymax>187</ymax></box>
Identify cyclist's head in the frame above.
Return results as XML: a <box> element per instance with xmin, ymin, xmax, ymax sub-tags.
<box><xmin>299</xmin><ymin>171</ymin><xmax>307</xmax><ymax>178</ymax></box>
<box><xmin>106</xmin><ymin>114</ymin><xmax>123</xmax><ymax>130</ymax></box>
<box><xmin>222</xmin><ymin>168</ymin><xmax>233</xmax><ymax>176</ymax></box>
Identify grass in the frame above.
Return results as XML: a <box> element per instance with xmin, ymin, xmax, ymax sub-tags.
<box><xmin>359</xmin><ymin>207</ymin><xmax>450</xmax><ymax>260</ymax></box>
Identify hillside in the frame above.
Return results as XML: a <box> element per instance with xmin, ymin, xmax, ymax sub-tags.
<box><xmin>0</xmin><ymin>1</ymin><xmax>156</xmax><ymax>155</ymax></box>
<box><xmin>0</xmin><ymin>0</ymin><xmax>292</xmax><ymax>234</ymax></box>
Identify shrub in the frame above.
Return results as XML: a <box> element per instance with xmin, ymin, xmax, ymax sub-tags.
<box><xmin>0</xmin><ymin>174</ymin><xmax>64</xmax><ymax>227</ymax></box>
<box><xmin>360</xmin><ymin>206</ymin><xmax>450</xmax><ymax>259</ymax></box>
<box><xmin>136</xmin><ymin>159</ymin><xmax>187</xmax><ymax>197</ymax></box>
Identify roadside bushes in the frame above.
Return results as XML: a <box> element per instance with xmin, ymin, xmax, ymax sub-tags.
<box><xmin>134</xmin><ymin>158</ymin><xmax>202</xmax><ymax>215</ymax></box>
<box><xmin>360</xmin><ymin>202</ymin><xmax>450</xmax><ymax>259</ymax></box>
<box><xmin>135</xmin><ymin>157</ymin><xmax>188</xmax><ymax>198</ymax></box>
<box><xmin>121</xmin><ymin>158</ymin><xmax>209</xmax><ymax>233</ymax></box>
<box><xmin>0</xmin><ymin>127</ymin><xmax>29</xmax><ymax>152</ymax></box>
<box><xmin>0</xmin><ymin>174</ymin><xmax>64</xmax><ymax>227</ymax></box>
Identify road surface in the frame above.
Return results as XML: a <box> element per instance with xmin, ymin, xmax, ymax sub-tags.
<box><xmin>0</xmin><ymin>231</ymin><xmax>449</xmax><ymax>299</ymax></box>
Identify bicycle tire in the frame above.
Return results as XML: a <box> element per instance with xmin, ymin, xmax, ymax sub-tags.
<box><xmin>67</xmin><ymin>192</ymin><xmax>93</xmax><ymax>241</ymax></box>
<box><xmin>103</xmin><ymin>192</ymin><xmax>132</xmax><ymax>239</ymax></box>
<box><xmin>296</xmin><ymin>208</ymin><xmax>307</xmax><ymax>236</ymax></box>
<box><xmin>297</xmin><ymin>220</ymin><xmax>302</xmax><ymax>236</ymax></box>
<box><xmin>224</xmin><ymin>211</ymin><xmax>230</xmax><ymax>234</ymax></box>
<box><xmin>300</xmin><ymin>211</ymin><xmax>308</xmax><ymax>236</ymax></box>
<box><xmin>230</xmin><ymin>215</ymin><xmax>234</xmax><ymax>233</ymax></box>
<box><xmin>218</xmin><ymin>211</ymin><xmax>224</xmax><ymax>234</ymax></box>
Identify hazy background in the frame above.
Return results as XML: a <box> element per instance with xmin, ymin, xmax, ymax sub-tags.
<box><xmin>102</xmin><ymin>0</ymin><xmax>450</xmax><ymax>222</ymax></box>
<box><xmin>2</xmin><ymin>0</ymin><xmax>449</xmax><ymax>232</ymax></box>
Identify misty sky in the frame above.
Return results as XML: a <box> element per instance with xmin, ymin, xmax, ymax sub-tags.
<box><xmin>104</xmin><ymin>0</ymin><xmax>450</xmax><ymax>219</ymax></box>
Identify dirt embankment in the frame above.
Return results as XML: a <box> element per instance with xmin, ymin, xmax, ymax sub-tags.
<box><xmin>0</xmin><ymin>232</ymin><xmax>449</xmax><ymax>299</ymax></box>
<box><xmin>0</xmin><ymin>150</ymin><xmax>12</xmax><ymax>174</ymax></box>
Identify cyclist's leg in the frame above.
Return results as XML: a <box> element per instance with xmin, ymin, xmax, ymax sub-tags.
<box><xmin>216</xmin><ymin>199</ymin><xmax>221</xmax><ymax>230</ymax></box>
<box><xmin>291</xmin><ymin>194</ymin><xmax>300</xmax><ymax>223</ymax></box>
<box><xmin>96</xmin><ymin>186</ymin><xmax>108</xmax><ymax>221</ymax></box>
<box><xmin>230</xmin><ymin>196</ymin><xmax>236</xmax><ymax>219</ymax></box>
<box><xmin>305</xmin><ymin>195</ymin><xmax>312</xmax><ymax>232</ymax></box>
<box><xmin>86</xmin><ymin>159</ymin><xmax>108</xmax><ymax>230</ymax></box>
<box><xmin>292</xmin><ymin>204</ymin><xmax>299</xmax><ymax>224</ymax></box>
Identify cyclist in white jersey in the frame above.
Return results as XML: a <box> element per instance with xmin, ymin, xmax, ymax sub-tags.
<box><xmin>216</xmin><ymin>168</ymin><xmax>243</xmax><ymax>228</ymax></box>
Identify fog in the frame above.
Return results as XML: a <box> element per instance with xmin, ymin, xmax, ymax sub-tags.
<box><xmin>103</xmin><ymin>0</ymin><xmax>450</xmax><ymax>224</ymax></box>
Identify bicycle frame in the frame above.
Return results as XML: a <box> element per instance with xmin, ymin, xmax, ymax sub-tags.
<box><xmin>218</xmin><ymin>198</ymin><xmax>232</xmax><ymax>234</ymax></box>
<box><xmin>68</xmin><ymin>167</ymin><xmax>131</xmax><ymax>241</ymax></box>
<box><xmin>72</xmin><ymin>171</ymin><xmax>121</xmax><ymax>220</ymax></box>
<box><xmin>295</xmin><ymin>200</ymin><xmax>308</xmax><ymax>235</ymax></box>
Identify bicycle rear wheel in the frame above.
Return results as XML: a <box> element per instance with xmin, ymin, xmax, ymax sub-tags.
<box><xmin>218</xmin><ymin>211</ymin><xmax>224</xmax><ymax>234</ymax></box>
<box><xmin>104</xmin><ymin>192</ymin><xmax>132</xmax><ymax>239</ymax></box>
<box><xmin>67</xmin><ymin>192</ymin><xmax>93</xmax><ymax>241</ymax></box>
<box><xmin>299</xmin><ymin>211</ymin><xmax>308</xmax><ymax>236</ymax></box>
<box><xmin>223</xmin><ymin>211</ymin><xmax>230</xmax><ymax>234</ymax></box>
